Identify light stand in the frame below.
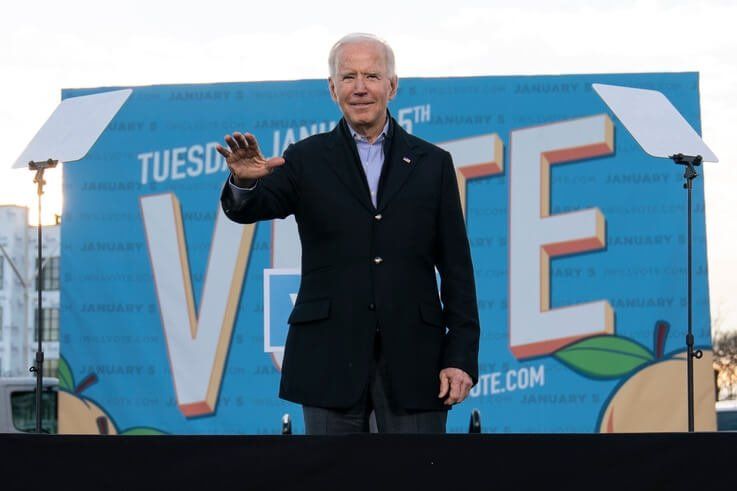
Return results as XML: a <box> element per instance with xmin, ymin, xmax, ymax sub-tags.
<box><xmin>13</xmin><ymin>88</ymin><xmax>131</xmax><ymax>435</ymax></box>
<box><xmin>28</xmin><ymin>158</ymin><xmax>57</xmax><ymax>434</ymax></box>
<box><xmin>671</xmin><ymin>153</ymin><xmax>704</xmax><ymax>432</ymax></box>
<box><xmin>593</xmin><ymin>83</ymin><xmax>718</xmax><ymax>432</ymax></box>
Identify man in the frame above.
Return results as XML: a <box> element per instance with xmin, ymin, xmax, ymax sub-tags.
<box><xmin>218</xmin><ymin>33</ymin><xmax>479</xmax><ymax>434</ymax></box>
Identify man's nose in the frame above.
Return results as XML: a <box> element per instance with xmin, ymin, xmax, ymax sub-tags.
<box><xmin>353</xmin><ymin>75</ymin><xmax>367</xmax><ymax>94</ymax></box>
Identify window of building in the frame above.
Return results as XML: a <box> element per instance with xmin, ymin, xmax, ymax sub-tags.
<box><xmin>0</xmin><ymin>255</ymin><xmax>4</xmax><ymax>290</ymax></box>
<box><xmin>0</xmin><ymin>306</ymin><xmax>3</xmax><ymax>341</ymax></box>
<box><xmin>43</xmin><ymin>358</ymin><xmax>59</xmax><ymax>378</ymax></box>
<box><xmin>36</xmin><ymin>256</ymin><xmax>60</xmax><ymax>291</ymax></box>
<box><xmin>34</xmin><ymin>308</ymin><xmax>59</xmax><ymax>342</ymax></box>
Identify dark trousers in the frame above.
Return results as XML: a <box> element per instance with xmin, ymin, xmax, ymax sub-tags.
<box><xmin>302</xmin><ymin>332</ymin><xmax>448</xmax><ymax>434</ymax></box>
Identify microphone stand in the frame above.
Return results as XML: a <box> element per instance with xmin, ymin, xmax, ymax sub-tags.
<box><xmin>28</xmin><ymin>158</ymin><xmax>57</xmax><ymax>433</ymax></box>
<box><xmin>670</xmin><ymin>153</ymin><xmax>704</xmax><ymax>432</ymax></box>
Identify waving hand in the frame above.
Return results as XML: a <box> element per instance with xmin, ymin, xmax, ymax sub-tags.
<box><xmin>216</xmin><ymin>132</ymin><xmax>285</xmax><ymax>187</ymax></box>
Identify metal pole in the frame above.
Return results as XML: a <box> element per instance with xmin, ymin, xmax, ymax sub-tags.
<box><xmin>672</xmin><ymin>154</ymin><xmax>703</xmax><ymax>433</ymax></box>
<box><xmin>686</xmin><ymin>167</ymin><xmax>694</xmax><ymax>432</ymax></box>
<box><xmin>28</xmin><ymin>159</ymin><xmax>56</xmax><ymax>433</ymax></box>
<box><xmin>34</xmin><ymin>168</ymin><xmax>45</xmax><ymax>433</ymax></box>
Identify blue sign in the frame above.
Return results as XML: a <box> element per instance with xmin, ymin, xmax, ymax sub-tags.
<box><xmin>57</xmin><ymin>72</ymin><xmax>714</xmax><ymax>435</ymax></box>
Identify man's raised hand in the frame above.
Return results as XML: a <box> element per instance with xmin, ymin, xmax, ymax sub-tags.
<box><xmin>216</xmin><ymin>132</ymin><xmax>285</xmax><ymax>187</ymax></box>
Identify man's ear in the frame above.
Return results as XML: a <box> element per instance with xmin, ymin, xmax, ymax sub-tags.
<box><xmin>389</xmin><ymin>76</ymin><xmax>398</xmax><ymax>100</ymax></box>
<box><xmin>328</xmin><ymin>77</ymin><xmax>338</xmax><ymax>102</ymax></box>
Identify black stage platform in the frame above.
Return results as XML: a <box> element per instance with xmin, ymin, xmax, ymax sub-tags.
<box><xmin>2</xmin><ymin>432</ymin><xmax>734</xmax><ymax>490</ymax></box>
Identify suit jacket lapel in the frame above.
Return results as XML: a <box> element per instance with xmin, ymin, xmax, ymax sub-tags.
<box><xmin>324</xmin><ymin>121</ymin><xmax>375</xmax><ymax>213</ymax></box>
<box><xmin>377</xmin><ymin>123</ymin><xmax>423</xmax><ymax>213</ymax></box>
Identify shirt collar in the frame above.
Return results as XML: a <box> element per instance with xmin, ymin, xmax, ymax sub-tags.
<box><xmin>346</xmin><ymin>115</ymin><xmax>390</xmax><ymax>144</ymax></box>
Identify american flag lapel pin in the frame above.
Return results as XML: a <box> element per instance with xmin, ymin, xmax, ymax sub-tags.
<box><xmin>402</xmin><ymin>156</ymin><xmax>412</xmax><ymax>164</ymax></box>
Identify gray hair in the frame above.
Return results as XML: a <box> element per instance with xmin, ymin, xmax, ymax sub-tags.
<box><xmin>328</xmin><ymin>33</ymin><xmax>396</xmax><ymax>79</ymax></box>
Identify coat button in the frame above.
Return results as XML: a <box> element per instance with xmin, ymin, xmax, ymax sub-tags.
<box><xmin>373</xmin><ymin>257</ymin><xmax>383</xmax><ymax>264</ymax></box>
<box><xmin>374</xmin><ymin>213</ymin><xmax>382</xmax><ymax>221</ymax></box>
<box><xmin>369</xmin><ymin>303</ymin><xmax>375</xmax><ymax>310</ymax></box>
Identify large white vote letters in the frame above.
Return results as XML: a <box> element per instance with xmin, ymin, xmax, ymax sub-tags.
<box><xmin>141</xmin><ymin>193</ymin><xmax>255</xmax><ymax>416</ymax></box>
<box><xmin>509</xmin><ymin>115</ymin><xmax>615</xmax><ymax>359</ymax></box>
<box><xmin>139</xmin><ymin>114</ymin><xmax>616</xmax><ymax>411</ymax></box>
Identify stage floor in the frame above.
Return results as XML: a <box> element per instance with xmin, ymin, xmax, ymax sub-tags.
<box><xmin>2</xmin><ymin>432</ymin><xmax>734</xmax><ymax>490</ymax></box>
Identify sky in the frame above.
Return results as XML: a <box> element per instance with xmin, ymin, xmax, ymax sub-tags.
<box><xmin>1</xmin><ymin>0</ymin><xmax>735</xmax><ymax>333</ymax></box>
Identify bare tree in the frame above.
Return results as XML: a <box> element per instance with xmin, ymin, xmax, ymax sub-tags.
<box><xmin>713</xmin><ymin>330</ymin><xmax>737</xmax><ymax>400</ymax></box>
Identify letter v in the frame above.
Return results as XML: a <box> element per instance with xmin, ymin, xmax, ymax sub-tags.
<box><xmin>140</xmin><ymin>193</ymin><xmax>254</xmax><ymax>417</ymax></box>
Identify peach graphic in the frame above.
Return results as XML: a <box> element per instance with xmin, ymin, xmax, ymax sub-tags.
<box><xmin>57</xmin><ymin>358</ymin><xmax>165</xmax><ymax>435</ymax></box>
<box><xmin>553</xmin><ymin>321</ymin><xmax>717</xmax><ymax>433</ymax></box>
<box><xmin>599</xmin><ymin>350</ymin><xmax>716</xmax><ymax>432</ymax></box>
<box><xmin>58</xmin><ymin>385</ymin><xmax>118</xmax><ymax>435</ymax></box>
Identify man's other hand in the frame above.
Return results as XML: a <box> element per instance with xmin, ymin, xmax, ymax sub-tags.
<box><xmin>438</xmin><ymin>367</ymin><xmax>473</xmax><ymax>405</ymax></box>
<box><xmin>216</xmin><ymin>132</ymin><xmax>285</xmax><ymax>187</ymax></box>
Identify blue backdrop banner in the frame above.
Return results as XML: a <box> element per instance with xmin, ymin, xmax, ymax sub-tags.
<box><xmin>58</xmin><ymin>72</ymin><xmax>714</xmax><ymax>435</ymax></box>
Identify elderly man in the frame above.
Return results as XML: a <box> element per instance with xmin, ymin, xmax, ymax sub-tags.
<box><xmin>218</xmin><ymin>33</ymin><xmax>480</xmax><ymax>434</ymax></box>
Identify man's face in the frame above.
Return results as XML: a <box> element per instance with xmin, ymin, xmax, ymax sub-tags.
<box><xmin>328</xmin><ymin>41</ymin><xmax>398</xmax><ymax>135</ymax></box>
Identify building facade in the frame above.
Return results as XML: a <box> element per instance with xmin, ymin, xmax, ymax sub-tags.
<box><xmin>0</xmin><ymin>205</ymin><xmax>60</xmax><ymax>378</ymax></box>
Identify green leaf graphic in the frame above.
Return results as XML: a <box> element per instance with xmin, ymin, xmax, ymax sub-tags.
<box><xmin>553</xmin><ymin>335</ymin><xmax>654</xmax><ymax>379</ymax></box>
<box><xmin>121</xmin><ymin>427</ymin><xmax>167</xmax><ymax>436</ymax></box>
<box><xmin>57</xmin><ymin>357</ymin><xmax>75</xmax><ymax>392</ymax></box>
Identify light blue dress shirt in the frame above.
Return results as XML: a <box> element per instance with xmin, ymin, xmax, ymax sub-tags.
<box><xmin>346</xmin><ymin>119</ymin><xmax>389</xmax><ymax>207</ymax></box>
